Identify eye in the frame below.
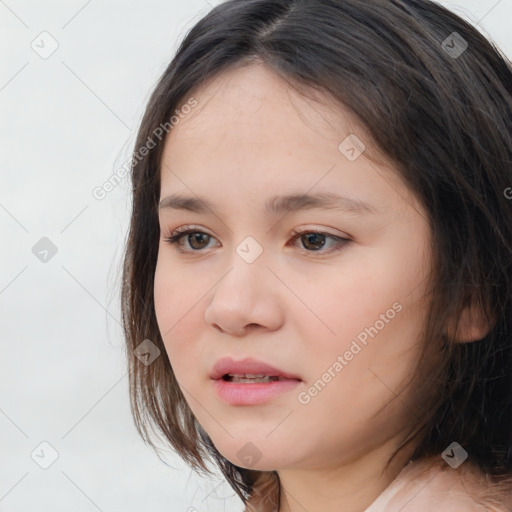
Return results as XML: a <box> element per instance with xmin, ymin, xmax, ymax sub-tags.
<box><xmin>163</xmin><ymin>225</ymin><xmax>218</xmax><ymax>252</ymax></box>
<box><xmin>163</xmin><ymin>226</ymin><xmax>350</xmax><ymax>254</ymax></box>
<box><xmin>288</xmin><ymin>228</ymin><xmax>350</xmax><ymax>253</ymax></box>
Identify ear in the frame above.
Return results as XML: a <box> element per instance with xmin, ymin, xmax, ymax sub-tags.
<box><xmin>446</xmin><ymin>302</ymin><xmax>495</xmax><ymax>343</ymax></box>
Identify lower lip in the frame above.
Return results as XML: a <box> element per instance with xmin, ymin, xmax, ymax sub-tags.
<box><xmin>212</xmin><ymin>378</ymin><xmax>301</xmax><ymax>405</ymax></box>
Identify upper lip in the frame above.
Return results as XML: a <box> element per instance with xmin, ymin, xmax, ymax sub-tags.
<box><xmin>210</xmin><ymin>357</ymin><xmax>302</xmax><ymax>381</ymax></box>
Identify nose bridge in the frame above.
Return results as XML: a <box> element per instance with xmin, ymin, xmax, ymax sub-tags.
<box><xmin>204</xmin><ymin>241</ymin><xmax>283</xmax><ymax>334</ymax></box>
<box><xmin>215</xmin><ymin>242</ymin><xmax>268</xmax><ymax>304</ymax></box>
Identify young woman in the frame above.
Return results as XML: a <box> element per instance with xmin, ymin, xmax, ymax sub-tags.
<box><xmin>121</xmin><ymin>1</ymin><xmax>512</xmax><ymax>510</ymax></box>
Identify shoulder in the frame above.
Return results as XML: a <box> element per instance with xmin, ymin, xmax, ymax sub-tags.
<box><xmin>365</xmin><ymin>458</ymin><xmax>512</xmax><ymax>512</ymax></box>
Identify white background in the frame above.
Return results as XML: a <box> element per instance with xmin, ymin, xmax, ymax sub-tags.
<box><xmin>1</xmin><ymin>1</ymin><xmax>511</xmax><ymax>511</ymax></box>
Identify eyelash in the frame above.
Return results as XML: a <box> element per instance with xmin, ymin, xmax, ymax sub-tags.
<box><xmin>163</xmin><ymin>225</ymin><xmax>350</xmax><ymax>255</ymax></box>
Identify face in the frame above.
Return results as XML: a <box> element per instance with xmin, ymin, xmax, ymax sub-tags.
<box><xmin>154</xmin><ymin>63</ymin><xmax>433</xmax><ymax>472</ymax></box>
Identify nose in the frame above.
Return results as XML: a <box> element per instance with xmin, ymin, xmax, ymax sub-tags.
<box><xmin>204</xmin><ymin>255</ymin><xmax>285</xmax><ymax>336</ymax></box>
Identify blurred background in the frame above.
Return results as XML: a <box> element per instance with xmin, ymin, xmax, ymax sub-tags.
<box><xmin>1</xmin><ymin>1</ymin><xmax>511</xmax><ymax>510</ymax></box>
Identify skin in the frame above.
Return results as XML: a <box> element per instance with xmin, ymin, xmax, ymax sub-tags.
<box><xmin>154</xmin><ymin>62</ymin><xmax>437</xmax><ymax>512</ymax></box>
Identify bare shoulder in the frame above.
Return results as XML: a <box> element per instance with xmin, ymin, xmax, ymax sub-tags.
<box><xmin>367</xmin><ymin>458</ymin><xmax>512</xmax><ymax>512</ymax></box>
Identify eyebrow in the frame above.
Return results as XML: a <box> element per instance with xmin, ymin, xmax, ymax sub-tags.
<box><xmin>158</xmin><ymin>192</ymin><xmax>379</xmax><ymax>216</ymax></box>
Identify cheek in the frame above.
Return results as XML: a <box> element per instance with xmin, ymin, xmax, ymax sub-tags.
<box><xmin>299</xmin><ymin>243</ymin><xmax>430</xmax><ymax>394</ymax></box>
<box><xmin>154</xmin><ymin>249</ymin><xmax>204</xmax><ymax>324</ymax></box>
<box><xmin>153</xmin><ymin>255</ymin><xmax>204</xmax><ymax>374</ymax></box>
<box><xmin>295</xmin><ymin>259</ymin><xmax>416</xmax><ymax>352</ymax></box>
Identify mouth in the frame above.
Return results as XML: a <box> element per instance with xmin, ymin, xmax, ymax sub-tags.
<box><xmin>210</xmin><ymin>357</ymin><xmax>302</xmax><ymax>405</ymax></box>
<box><xmin>210</xmin><ymin>356</ymin><xmax>302</xmax><ymax>382</ymax></box>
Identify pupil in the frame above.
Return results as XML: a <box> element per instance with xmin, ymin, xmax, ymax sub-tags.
<box><xmin>303</xmin><ymin>233</ymin><xmax>325</xmax><ymax>250</ymax></box>
<box><xmin>189</xmin><ymin>233</ymin><xmax>209</xmax><ymax>249</ymax></box>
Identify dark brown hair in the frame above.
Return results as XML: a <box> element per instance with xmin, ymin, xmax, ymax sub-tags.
<box><xmin>121</xmin><ymin>0</ymin><xmax>512</xmax><ymax>509</ymax></box>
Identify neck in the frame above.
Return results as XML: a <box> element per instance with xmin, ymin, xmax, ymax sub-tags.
<box><xmin>278</xmin><ymin>437</ymin><xmax>415</xmax><ymax>512</ymax></box>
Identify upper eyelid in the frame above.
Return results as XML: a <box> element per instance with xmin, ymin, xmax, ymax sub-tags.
<box><xmin>164</xmin><ymin>226</ymin><xmax>350</xmax><ymax>251</ymax></box>
<box><xmin>165</xmin><ymin>224</ymin><xmax>350</xmax><ymax>238</ymax></box>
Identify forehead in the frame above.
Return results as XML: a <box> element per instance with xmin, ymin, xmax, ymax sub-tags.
<box><xmin>163</xmin><ymin>62</ymin><xmax>365</xmax><ymax>158</ymax></box>
<box><xmin>158</xmin><ymin>62</ymin><xmax>410</xmax><ymax>212</ymax></box>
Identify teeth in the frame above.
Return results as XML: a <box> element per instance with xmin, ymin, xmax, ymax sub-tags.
<box><xmin>230</xmin><ymin>373</ymin><xmax>267</xmax><ymax>378</ymax></box>
<box><xmin>231</xmin><ymin>376</ymin><xmax>277</xmax><ymax>383</ymax></box>
<box><xmin>227</xmin><ymin>373</ymin><xmax>281</xmax><ymax>383</ymax></box>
